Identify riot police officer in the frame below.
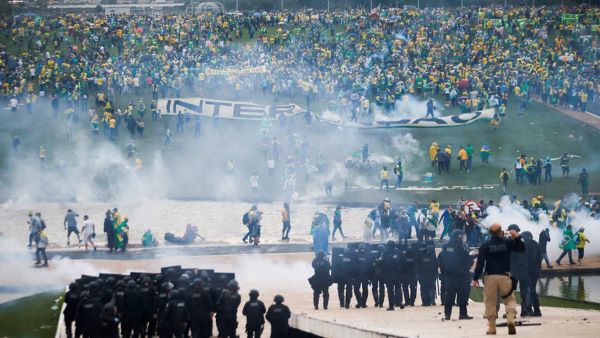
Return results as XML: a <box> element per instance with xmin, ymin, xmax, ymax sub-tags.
<box><xmin>162</xmin><ymin>289</ymin><xmax>190</xmax><ymax>338</ymax></box>
<box><xmin>415</xmin><ymin>241</ymin><xmax>438</xmax><ymax>306</ymax></box>
<box><xmin>354</xmin><ymin>244</ymin><xmax>372</xmax><ymax>308</ymax></box>
<box><xmin>371</xmin><ymin>245</ymin><xmax>386</xmax><ymax>308</ymax></box>
<box><xmin>310</xmin><ymin>251</ymin><xmax>331</xmax><ymax>310</ymax></box>
<box><xmin>187</xmin><ymin>278</ymin><xmax>214</xmax><ymax>338</ymax></box>
<box><xmin>140</xmin><ymin>276</ymin><xmax>157</xmax><ymax>337</ymax></box>
<box><xmin>438</xmin><ymin>229</ymin><xmax>474</xmax><ymax>320</ymax></box>
<box><xmin>338</xmin><ymin>248</ymin><xmax>354</xmax><ymax>308</ymax></box>
<box><xmin>400</xmin><ymin>243</ymin><xmax>417</xmax><ymax>307</ymax></box>
<box><xmin>63</xmin><ymin>283</ymin><xmax>80</xmax><ymax>338</ymax></box>
<box><xmin>122</xmin><ymin>280</ymin><xmax>143</xmax><ymax>338</ymax></box>
<box><xmin>382</xmin><ymin>240</ymin><xmax>403</xmax><ymax>310</ymax></box>
<box><xmin>266</xmin><ymin>295</ymin><xmax>291</xmax><ymax>338</ymax></box>
<box><xmin>217</xmin><ymin>280</ymin><xmax>241</xmax><ymax>338</ymax></box>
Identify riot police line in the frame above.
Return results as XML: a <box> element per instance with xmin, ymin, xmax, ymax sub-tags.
<box><xmin>309</xmin><ymin>226</ymin><xmax>544</xmax><ymax>320</ymax></box>
<box><xmin>62</xmin><ymin>265</ymin><xmax>292</xmax><ymax>338</ymax></box>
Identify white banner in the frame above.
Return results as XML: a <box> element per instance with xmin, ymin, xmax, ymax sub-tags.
<box><xmin>157</xmin><ymin>98</ymin><xmax>306</xmax><ymax>120</ymax></box>
<box><xmin>321</xmin><ymin>109</ymin><xmax>496</xmax><ymax>128</ymax></box>
<box><xmin>205</xmin><ymin>66</ymin><xmax>268</xmax><ymax>76</ymax></box>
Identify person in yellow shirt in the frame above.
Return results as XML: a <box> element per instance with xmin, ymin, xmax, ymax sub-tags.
<box><xmin>458</xmin><ymin>147</ymin><xmax>469</xmax><ymax>172</ymax></box>
<box><xmin>380</xmin><ymin>166</ymin><xmax>390</xmax><ymax>191</ymax></box>
<box><xmin>109</xmin><ymin>116</ymin><xmax>116</xmax><ymax>140</ymax></box>
<box><xmin>429</xmin><ymin>142</ymin><xmax>439</xmax><ymax>166</ymax></box>
<box><xmin>575</xmin><ymin>228</ymin><xmax>590</xmax><ymax>265</ymax></box>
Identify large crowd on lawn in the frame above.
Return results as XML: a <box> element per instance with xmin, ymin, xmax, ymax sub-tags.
<box><xmin>1</xmin><ymin>5</ymin><xmax>598</xmax><ymax>122</ymax></box>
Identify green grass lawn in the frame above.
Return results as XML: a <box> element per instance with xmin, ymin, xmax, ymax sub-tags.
<box><xmin>470</xmin><ymin>287</ymin><xmax>600</xmax><ymax>311</ymax></box>
<box><xmin>0</xmin><ymin>291</ymin><xmax>63</xmax><ymax>338</ymax></box>
<box><xmin>1</xmin><ymin>26</ymin><xmax>598</xmax><ymax>204</ymax></box>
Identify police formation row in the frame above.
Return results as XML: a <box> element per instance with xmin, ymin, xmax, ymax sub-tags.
<box><xmin>310</xmin><ymin>227</ymin><xmax>543</xmax><ymax>323</ymax></box>
<box><xmin>63</xmin><ymin>268</ymin><xmax>290</xmax><ymax>338</ymax></box>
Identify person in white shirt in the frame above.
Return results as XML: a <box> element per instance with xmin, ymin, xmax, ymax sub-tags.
<box><xmin>81</xmin><ymin>215</ymin><xmax>97</xmax><ymax>251</ymax></box>
<box><xmin>10</xmin><ymin>97</ymin><xmax>18</xmax><ymax>112</ymax></box>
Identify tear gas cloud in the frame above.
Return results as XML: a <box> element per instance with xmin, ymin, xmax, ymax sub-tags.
<box><xmin>482</xmin><ymin>196</ymin><xmax>600</xmax><ymax>257</ymax></box>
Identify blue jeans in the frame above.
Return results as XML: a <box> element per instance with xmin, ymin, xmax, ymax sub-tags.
<box><xmin>396</xmin><ymin>175</ymin><xmax>403</xmax><ymax>188</ymax></box>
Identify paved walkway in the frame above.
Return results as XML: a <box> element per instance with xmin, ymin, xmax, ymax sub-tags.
<box><xmin>533</xmin><ymin>98</ymin><xmax>600</xmax><ymax>130</ymax></box>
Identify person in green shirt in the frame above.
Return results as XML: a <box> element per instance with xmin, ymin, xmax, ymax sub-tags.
<box><xmin>465</xmin><ymin>144</ymin><xmax>474</xmax><ymax>171</ymax></box>
<box><xmin>556</xmin><ymin>225</ymin><xmax>576</xmax><ymax>265</ymax></box>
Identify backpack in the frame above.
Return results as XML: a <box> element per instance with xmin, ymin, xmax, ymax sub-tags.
<box><xmin>574</xmin><ymin>232</ymin><xmax>580</xmax><ymax>245</ymax></box>
<box><xmin>242</xmin><ymin>212</ymin><xmax>250</xmax><ymax>225</ymax></box>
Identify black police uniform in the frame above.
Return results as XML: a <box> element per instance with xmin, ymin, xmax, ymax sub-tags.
<box><xmin>122</xmin><ymin>283</ymin><xmax>143</xmax><ymax>338</ymax></box>
<box><xmin>438</xmin><ymin>236</ymin><xmax>474</xmax><ymax>319</ymax></box>
<box><xmin>510</xmin><ymin>238</ymin><xmax>530</xmax><ymax>316</ymax></box>
<box><xmin>187</xmin><ymin>282</ymin><xmax>215</xmax><ymax>338</ymax></box>
<box><xmin>310</xmin><ymin>254</ymin><xmax>331</xmax><ymax>309</ymax></box>
<box><xmin>217</xmin><ymin>288</ymin><xmax>241</xmax><ymax>338</ymax></box>
<box><xmin>415</xmin><ymin>243</ymin><xmax>438</xmax><ymax>306</ymax></box>
<box><xmin>382</xmin><ymin>242</ymin><xmax>403</xmax><ymax>310</ymax></box>
<box><xmin>354</xmin><ymin>247</ymin><xmax>372</xmax><ymax>308</ymax></box>
<box><xmin>266</xmin><ymin>302</ymin><xmax>291</xmax><ymax>338</ymax></box>
<box><xmin>63</xmin><ymin>286</ymin><xmax>80</xmax><ymax>338</ymax></box>
<box><xmin>337</xmin><ymin>251</ymin><xmax>354</xmax><ymax>308</ymax></box>
<box><xmin>400</xmin><ymin>244</ymin><xmax>418</xmax><ymax>306</ymax></box>
<box><xmin>75</xmin><ymin>291</ymin><xmax>103</xmax><ymax>338</ymax></box>
<box><xmin>371</xmin><ymin>246</ymin><xmax>386</xmax><ymax>307</ymax></box>
<box><xmin>140</xmin><ymin>280</ymin><xmax>157</xmax><ymax>337</ymax></box>
<box><xmin>242</xmin><ymin>297</ymin><xmax>266</xmax><ymax>338</ymax></box>
<box><xmin>162</xmin><ymin>291</ymin><xmax>190</xmax><ymax>338</ymax></box>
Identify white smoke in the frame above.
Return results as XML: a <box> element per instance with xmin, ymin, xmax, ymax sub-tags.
<box><xmin>482</xmin><ymin>196</ymin><xmax>600</xmax><ymax>258</ymax></box>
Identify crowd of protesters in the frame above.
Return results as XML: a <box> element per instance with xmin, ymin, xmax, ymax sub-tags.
<box><xmin>2</xmin><ymin>5</ymin><xmax>598</xmax><ymax>123</ymax></box>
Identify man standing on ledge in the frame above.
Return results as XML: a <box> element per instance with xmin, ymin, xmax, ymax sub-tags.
<box><xmin>472</xmin><ymin>223</ymin><xmax>524</xmax><ymax>335</ymax></box>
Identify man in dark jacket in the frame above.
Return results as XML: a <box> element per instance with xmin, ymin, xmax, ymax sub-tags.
<box><xmin>438</xmin><ymin>230</ymin><xmax>474</xmax><ymax>320</ymax></box>
<box><xmin>354</xmin><ymin>244</ymin><xmax>372</xmax><ymax>308</ymax></box>
<box><xmin>63</xmin><ymin>283</ymin><xmax>80</xmax><ymax>338</ymax></box>
<box><xmin>187</xmin><ymin>278</ymin><xmax>214</xmax><ymax>338</ymax></box>
<box><xmin>122</xmin><ymin>280</ymin><xmax>143</xmax><ymax>338</ymax></box>
<box><xmin>163</xmin><ymin>289</ymin><xmax>190</xmax><ymax>338</ymax></box>
<box><xmin>523</xmin><ymin>231</ymin><xmax>543</xmax><ymax>317</ymax></box>
<box><xmin>217</xmin><ymin>280</ymin><xmax>241</xmax><ymax>338</ymax></box>
<box><xmin>538</xmin><ymin>228</ymin><xmax>553</xmax><ymax>268</ymax></box>
<box><xmin>472</xmin><ymin>223</ymin><xmax>525</xmax><ymax>335</ymax></box>
<box><xmin>310</xmin><ymin>251</ymin><xmax>331</xmax><ymax>310</ymax></box>
<box><xmin>415</xmin><ymin>241</ymin><xmax>438</xmax><ymax>306</ymax></box>
<box><xmin>508</xmin><ymin>224</ymin><xmax>530</xmax><ymax>317</ymax></box>
<box><xmin>266</xmin><ymin>295</ymin><xmax>291</xmax><ymax>338</ymax></box>
<box><xmin>103</xmin><ymin>210</ymin><xmax>115</xmax><ymax>252</ymax></box>
<box><xmin>382</xmin><ymin>241</ymin><xmax>403</xmax><ymax>310</ymax></box>
<box><xmin>242</xmin><ymin>289</ymin><xmax>266</xmax><ymax>338</ymax></box>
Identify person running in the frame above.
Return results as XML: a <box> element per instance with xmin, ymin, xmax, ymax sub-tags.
<box><xmin>64</xmin><ymin>209</ymin><xmax>82</xmax><ymax>245</ymax></box>
<box><xmin>331</xmin><ymin>206</ymin><xmax>345</xmax><ymax>240</ymax></box>
<box><xmin>556</xmin><ymin>224</ymin><xmax>576</xmax><ymax>265</ymax></box>
<box><xmin>81</xmin><ymin>215</ymin><xmax>97</xmax><ymax>251</ymax></box>
<box><xmin>281</xmin><ymin>202</ymin><xmax>291</xmax><ymax>241</ymax></box>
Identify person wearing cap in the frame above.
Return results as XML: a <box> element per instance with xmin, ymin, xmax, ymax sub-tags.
<box><xmin>472</xmin><ymin>223</ymin><xmax>525</xmax><ymax>335</ymax></box>
<box><xmin>266</xmin><ymin>295</ymin><xmax>290</xmax><ymax>338</ymax></box>
<box><xmin>575</xmin><ymin>227</ymin><xmax>591</xmax><ymax>265</ymax></box>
